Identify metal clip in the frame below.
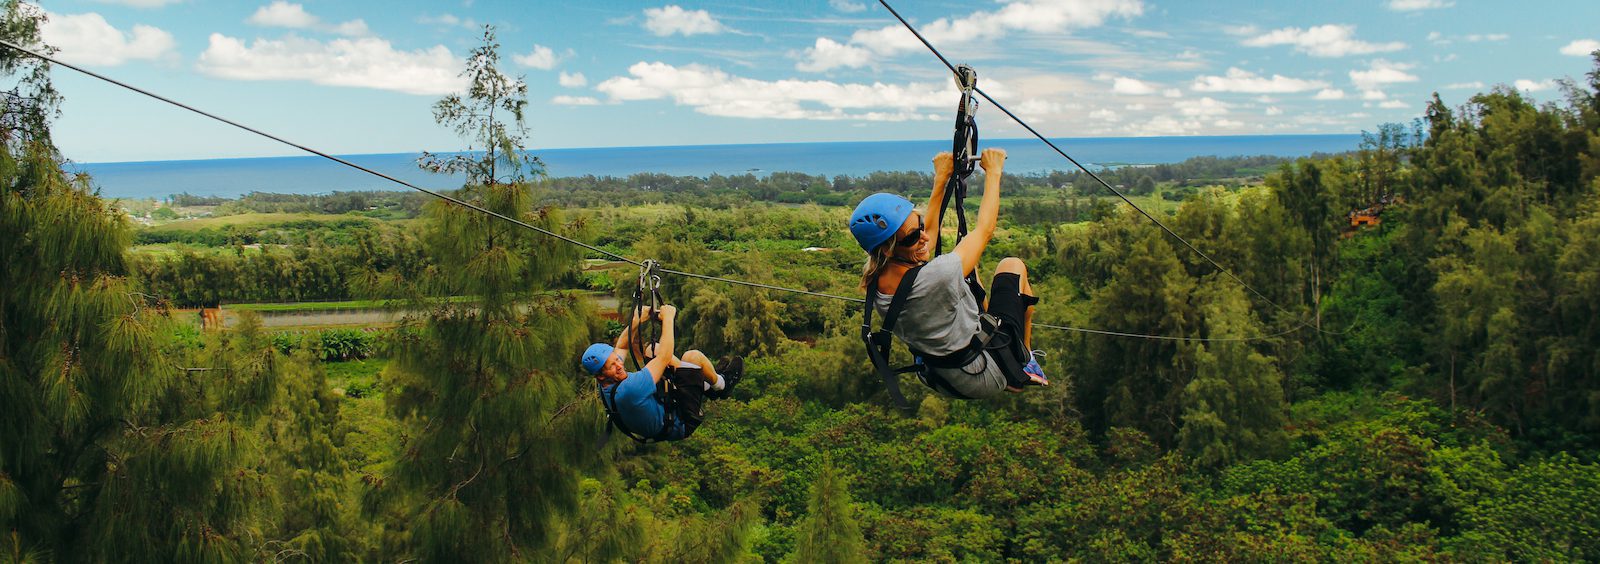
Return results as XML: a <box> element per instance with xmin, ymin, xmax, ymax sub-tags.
<box><xmin>954</xmin><ymin>64</ymin><xmax>977</xmax><ymax>94</ymax></box>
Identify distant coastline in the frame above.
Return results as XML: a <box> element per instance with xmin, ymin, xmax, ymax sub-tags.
<box><xmin>72</xmin><ymin>134</ymin><xmax>1362</xmax><ymax>200</ymax></box>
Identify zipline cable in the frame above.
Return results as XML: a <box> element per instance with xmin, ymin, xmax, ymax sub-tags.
<box><xmin>0</xmin><ymin>39</ymin><xmax>641</xmax><ymax>268</ymax></box>
<box><xmin>4</xmin><ymin>40</ymin><xmax>1290</xmax><ymax>344</ymax></box>
<box><xmin>875</xmin><ymin>0</ymin><xmax>1315</xmax><ymax>326</ymax></box>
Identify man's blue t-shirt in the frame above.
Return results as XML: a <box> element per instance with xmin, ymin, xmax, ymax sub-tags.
<box><xmin>601</xmin><ymin>369</ymin><xmax>683</xmax><ymax>440</ymax></box>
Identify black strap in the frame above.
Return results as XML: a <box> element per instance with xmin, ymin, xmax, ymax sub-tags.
<box><xmin>597</xmin><ymin>375</ymin><xmax>679</xmax><ymax>445</ymax></box>
<box><xmin>863</xmin><ymin>265</ymin><xmax>927</xmax><ymax>410</ymax></box>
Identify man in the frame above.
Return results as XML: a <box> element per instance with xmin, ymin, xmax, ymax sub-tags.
<box><xmin>580</xmin><ymin>303</ymin><xmax>744</xmax><ymax>442</ymax></box>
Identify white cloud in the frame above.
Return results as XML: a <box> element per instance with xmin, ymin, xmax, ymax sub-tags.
<box><xmin>595</xmin><ymin>61</ymin><xmax>950</xmax><ymax>121</ymax></box>
<box><xmin>1561</xmin><ymin>39</ymin><xmax>1600</xmax><ymax>56</ymax></box>
<box><xmin>1175</xmin><ymin>97</ymin><xmax>1230</xmax><ymax>117</ymax></box>
<box><xmin>1265</xmin><ymin>106</ymin><xmax>1283</xmax><ymax>116</ymax></box>
<box><xmin>1362</xmin><ymin>89</ymin><xmax>1388</xmax><ymax>100</ymax></box>
<box><xmin>249</xmin><ymin>1</ymin><xmax>317</xmax><ymax>28</ymax></box>
<box><xmin>1314</xmin><ymin>88</ymin><xmax>1347</xmax><ymax>100</ymax></box>
<box><xmin>1243</xmin><ymin>24</ymin><xmax>1405</xmax><ymax>58</ymax></box>
<box><xmin>1514</xmin><ymin>79</ymin><xmax>1557</xmax><ymax>92</ymax></box>
<box><xmin>829</xmin><ymin>0</ymin><xmax>867</xmax><ymax>13</ymax></box>
<box><xmin>1191</xmin><ymin>68</ymin><xmax>1328</xmax><ymax>93</ymax></box>
<box><xmin>418</xmin><ymin>14</ymin><xmax>479</xmax><ymax>30</ymax></box>
<box><xmin>1131</xmin><ymin>115</ymin><xmax>1203</xmax><ymax>136</ymax></box>
<box><xmin>1014</xmin><ymin>99</ymin><xmax>1072</xmax><ymax>115</ymax></box>
<box><xmin>798</xmin><ymin>0</ymin><xmax>1142</xmax><ymax>71</ymax></box>
<box><xmin>247</xmin><ymin>1</ymin><xmax>368</xmax><ymax>37</ymax></box>
<box><xmin>40</xmin><ymin>12</ymin><xmax>176</xmax><ymax>66</ymax></box>
<box><xmin>552</xmin><ymin>95</ymin><xmax>602</xmax><ymax>106</ymax></box>
<box><xmin>1387</xmin><ymin>0</ymin><xmax>1453</xmax><ymax>11</ymax></box>
<box><xmin>196</xmin><ymin>33</ymin><xmax>462</xmax><ymax>95</ymax></box>
<box><xmin>1107</xmin><ymin>76</ymin><xmax>1157</xmax><ymax>95</ymax></box>
<box><xmin>1444</xmin><ymin>81</ymin><xmax>1484</xmax><ymax>90</ymax></box>
<box><xmin>1464</xmin><ymin>34</ymin><xmax>1508</xmax><ymax>43</ymax></box>
<box><xmin>558</xmin><ymin>71</ymin><xmax>587</xmax><ymax>88</ymax></box>
<box><xmin>93</xmin><ymin>0</ymin><xmax>182</xmax><ymax>7</ymax></box>
<box><xmin>1124</xmin><ymin>103</ymin><xmax>1146</xmax><ymax>110</ymax></box>
<box><xmin>1255</xmin><ymin>95</ymin><xmax>1277</xmax><ymax>103</ymax></box>
<box><xmin>1213</xmin><ymin>119</ymin><xmax>1244</xmax><ymax>128</ymax></box>
<box><xmin>1089</xmin><ymin>108</ymin><xmax>1119</xmax><ymax>121</ymax></box>
<box><xmin>1378</xmin><ymin>100</ymin><xmax>1410</xmax><ymax>109</ymax></box>
<box><xmin>1162</xmin><ymin>88</ymin><xmax>1183</xmax><ymax>98</ymax></box>
<box><xmin>795</xmin><ymin>38</ymin><xmax>873</xmax><ymax>72</ymax></box>
<box><xmin>513</xmin><ymin>45</ymin><xmax>560</xmax><ymax>70</ymax></box>
<box><xmin>1350</xmin><ymin>59</ymin><xmax>1418</xmax><ymax>90</ymax></box>
<box><xmin>643</xmin><ymin>5</ymin><xmax>728</xmax><ymax>37</ymax></box>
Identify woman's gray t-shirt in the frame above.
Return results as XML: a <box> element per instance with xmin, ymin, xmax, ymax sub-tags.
<box><xmin>873</xmin><ymin>253</ymin><xmax>1007</xmax><ymax>398</ymax></box>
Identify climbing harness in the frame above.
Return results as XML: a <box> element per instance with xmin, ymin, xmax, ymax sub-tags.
<box><xmin>596</xmin><ymin>365</ymin><xmax>705</xmax><ymax>447</ymax></box>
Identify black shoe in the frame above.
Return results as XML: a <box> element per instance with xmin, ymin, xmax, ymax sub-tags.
<box><xmin>710</xmin><ymin>356</ymin><xmax>744</xmax><ymax>399</ymax></box>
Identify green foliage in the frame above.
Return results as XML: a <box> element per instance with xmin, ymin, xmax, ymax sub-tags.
<box><xmin>793</xmin><ymin>462</ymin><xmax>868</xmax><ymax>563</ymax></box>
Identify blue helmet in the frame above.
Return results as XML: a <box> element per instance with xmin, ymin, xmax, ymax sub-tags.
<box><xmin>581</xmin><ymin>342</ymin><xmax>614</xmax><ymax>375</ymax></box>
<box><xmin>849</xmin><ymin>193</ymin><xmax>915</xmax><ymax>251</ymax></box>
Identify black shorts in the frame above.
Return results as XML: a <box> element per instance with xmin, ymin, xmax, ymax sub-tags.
<box><xmin>666</xmin><ymin>364</ymin><xmax>707</xmax><ymax>436</ymax></box>
<box><xmin>984</xmin><ymin>272</ymin><xmax>1038</xmax><ymax>362</ymax></box>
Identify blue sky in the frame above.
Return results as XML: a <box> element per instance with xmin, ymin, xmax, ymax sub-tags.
<box><xmin>32</xmin><ymin>0</ymin><xmax>1600</xmax><ymax>163</ymax></box>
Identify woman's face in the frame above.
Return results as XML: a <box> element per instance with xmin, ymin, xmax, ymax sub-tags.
<box><xmin>891</xmin><ymin>211</ymin><xmax>930</xmax><ymax>262</ymax></box>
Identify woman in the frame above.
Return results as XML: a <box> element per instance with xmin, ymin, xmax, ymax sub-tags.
<box><xmin>849</xmin><ymin>148</ymin><xmax>1046</xmax><ymax>398</ymax></box>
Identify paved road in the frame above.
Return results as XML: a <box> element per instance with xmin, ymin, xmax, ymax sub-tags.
<box><xmin>197</xmin><ymin>293</ymin><xmax>621</xmax><ymax>329</ymax></box>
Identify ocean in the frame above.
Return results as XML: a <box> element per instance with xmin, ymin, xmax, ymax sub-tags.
<box><xmin>71</xmin><ymin>134</ymin><xmax>1363</xmax><ymax>200</ymax></box>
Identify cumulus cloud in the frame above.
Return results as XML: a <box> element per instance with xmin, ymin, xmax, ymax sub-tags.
<box><xmin>1378</xmin><ymin>100</ymin><xmax>1410</xmax><ymax>109</ymax></box>
<box><xmin>1243</xmin><ymin>24</ymin><xmax>1405</xmax><ymax>58</ymax></box>
<box><xmin>1191</xmin><ymin>68</ymin><xmax>1328</xmax><ymax>93</ymax></box>
<box><xmin>1131</xmin><ymin>115</ymin><xmax>1203</xmax><ymax>136</ymax></box>
<box><xmin>1089</xmin><ymin>108</ymin><xmax>1119</xmax><ymax>121</ymax></box>
<box><xmin>1175</xmin><ymin>97</ymin><xmax>1230</xmax><ymax>117</ymax></box>
<box><xmin>417</xmin><ymin>14</ymin><xmax>479</xmax><ymax>30</ymax></box>
<box><xmin>1387</xmin><ymin>0</ymin><xmax>1453</xmax><ymax>11</ymax></box>
<box><xmin>1444</xmin><ymin>81</ymin><xmax>1484</xmax><ymax>90</ymax></box>
<box><xmin>1314</xmin><ymin>88</ymin><xmax>1347</xmax><ymax>100</ymax></box>
<box><xmin>1265</xmin><ymin>106</ymin><xmax>1283</xmax><ymax>116</ymax></box>
<box><xmin>643</xmin><ymin>5</ymin><xmax>728</xmax><ymax>37</ymax></box>
<box><xmin>513</xmin><ymin>45</ymin><xmax>561</xmax><ymax>70</ymax></box>
<box><xmin>1561</xmin><ymin>39</ymin><xmax>1600</xmax><ymax>56</ymax></box>
<box><xmin>40</xmin><ymin>11</ymin><xmax>176</xmax><ymax>66</ymax></box>
<box><xmin>552</xmin><ymin>95</ymin><xmax>602</xmax><ymax>106</ymax></box>
<box><xmin>829</xmin><ymin>0</ymin><xmax>867</xmax><ymax>13</ymax></box>
<box><xmin>196</xmin><ymin>33</ymin><xmax>462</xmax><ymax>95</ymax></box>
<box><xmin>596</xmin><ymin>61</ymin><xmax>950</xmax><ymax>121</ymax></box>
<box><xmin>1213</xmin><ymin>119</ymin><xmax>1244</xmax><ymax>128</ymax></box>
<box><xmin>1464</xmin><ymin>34</ymin><xmax>1508</xmax><ymax>42</ymax></box>
<box><xmin>1107</xmin><ymin>76</ymin><xmax>1158</xmax><ymax>95</ymax></box>
<box><xmin>247</xmin><ymin>1</ymin><xmax>368</xmax><ymax>37</ymax></box>
<box><xmin>1350</xmin><ymin>59</ymin><xmax>1418</xmax><ymax>90</ymax></box>
<box><xmin>1362</xmin><ymin>89</ymin><xmax>1388</xmax><ymax>100</ymax></box>
<box><xmin>558</xmin><ymin>71</ymin><xmax>587</xmax><ymax>88</ymax></box>
<box><xmin>795</xmin><ymin>38</ymin><xmax>873</xmax><ymax>72</ymax></box>
<box><xmin>1514</xmin><ymin>79</ymin><xmax>1557</xmax><ymax>92</ymax></box>
<box><xmin>798</xmin><ymin>0</ymin><xmax>1143</xmax><ymax>71</ymax></box>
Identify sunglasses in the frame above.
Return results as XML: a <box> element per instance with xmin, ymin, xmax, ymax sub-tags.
<box><xmin>896</xmin><ymin>214</ymin><xmax>925</xmax><ymax>247</ymax></box>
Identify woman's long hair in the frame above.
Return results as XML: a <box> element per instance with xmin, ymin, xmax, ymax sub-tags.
<box><xmin>859</xmin><ymin>239</ymin><xmax>897</xmax><ymax>291</ymax></box>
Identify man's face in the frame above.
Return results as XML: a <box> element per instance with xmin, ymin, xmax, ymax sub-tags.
<box><xmin>596</xmin><ymin>352</ymin><xmax>626</xmax><ymax>383</ymax></box>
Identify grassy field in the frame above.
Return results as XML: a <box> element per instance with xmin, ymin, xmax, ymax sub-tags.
<box><xmin>150</xmin><ymin>212</ymin><xmax>379</xmax><ymax>231</ymax></box>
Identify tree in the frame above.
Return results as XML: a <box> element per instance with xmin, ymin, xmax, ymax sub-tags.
<box><xmin>793</xmin><ymin>462</ymin><xmax>868</xmax><ymax>563</ymax></box>
<box><xmin>417</xmin><ymin>25</ymin><xmax>541</xmax><ymax>187</ymax></box>
<box><xmin>374</xmin><ymin>28</ymin><xmax>596</xmax><ymax>561</ymax></box>
<box><xmin>1</xmin><ymin>4</ymin><xmax>288</xmax><ymax>559</ymax></box>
